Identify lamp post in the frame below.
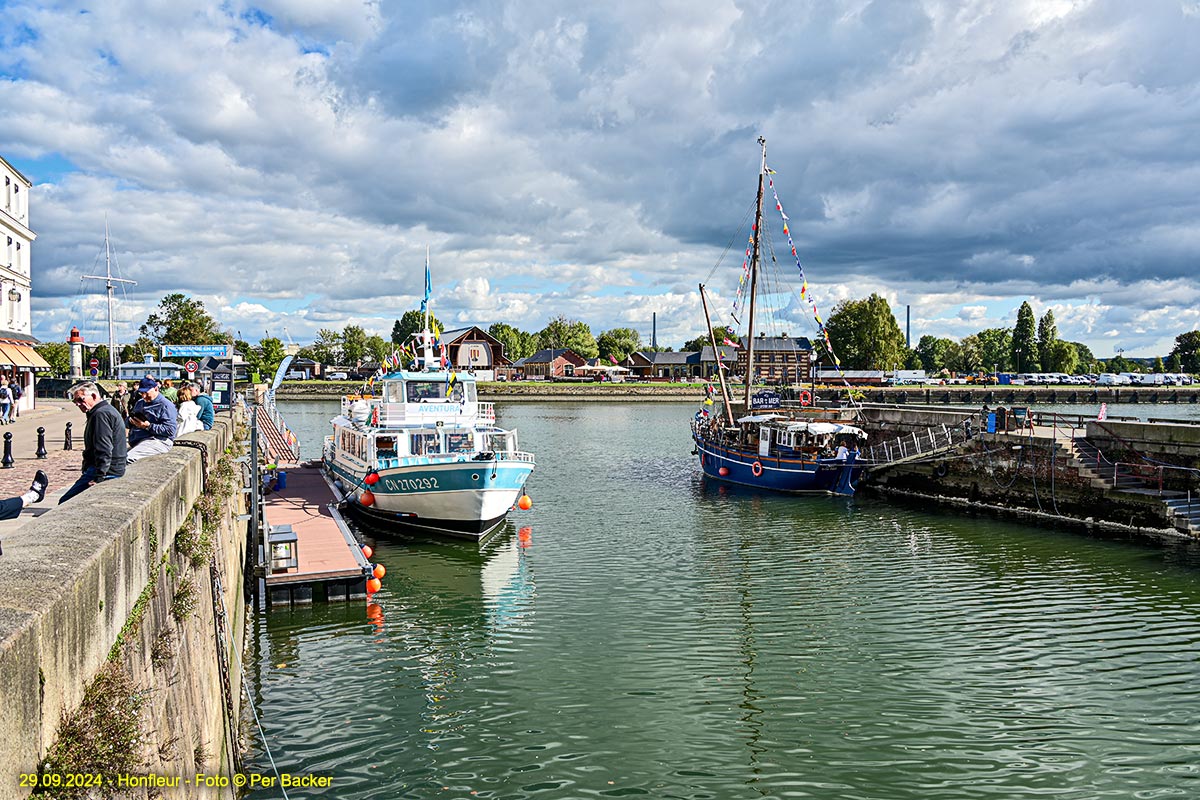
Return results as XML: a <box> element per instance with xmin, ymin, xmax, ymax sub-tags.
<box><xmin>1015</xmin><ymin>348</ymin><xmax>1022</xmax><ymax>375</ymax></box>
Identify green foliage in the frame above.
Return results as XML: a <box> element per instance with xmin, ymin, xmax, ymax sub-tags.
<box><xmin>596</xmin><ymin>327</ymin><xmax>641</xmax><ymax>362</ymax></box>
<box><xmin>391</xmin><ymin>310</ymin><xmax>442</xmax><ymax>345</ymax></box>
<box><xmin>257</xmin><ymin>337</ymin><xmax>286</xmax><ymax>378</ymax></box>
<box><xmin>1169</xmin><ymin>330</ymin><xmax>1200</xmax><ymax>372</ymax></box>
<box><xmin>1167</xmin><ymin>352</ymin><xmax>1182</xmax><ymax>372</ymax></box>
<box><xmin>682</xmin><ymin>325</ymin><xmax>733</xmax><ymax>353</ymax></box>
<box><xmin>42</xmin><ymin>663</ymin><xmax>146</xmax><ymax>795</ymax></box>
<box><xmin>170</xmin><ymin>579</ymin><xmax>199</xmax><ymax>622</ymax></box>
<box><xmin>1108</xmin><ymin>354</ymin><xmax>1132</xmax><ymax>373</ymax></box>
<box><xmin>975</xmin><ymin>328</ymin><xmax>1012</xmax><ymax>372</ymax></box>
<box><xmin>488</xmin><ymin>323</ymin><xmax>537</xmax><ymax>361</ymax></box>
<box><xmin>139</xmin><ymin>293</ymin><xmax>230</xmax><ymax>347</ymax></box>
<box><xmin>948</xmin><ymin>334</ymin><xmax>984</xmax><ymax>374</ymax></box>
<box><xmin>1044</xmin><ymin>340</ymin><xmax>1078</xmax><ymax>374</ymax></box>
<box><xmin>1153</xmin><ymin>356</ymin><xmax>1165</xmax><ymax>373</ymax></box>
<box><xmin>342</xmin><ymin>325</ymin><xmax>368</xmax><ymax>364</ymax></box>
<box><xmin>537</xmin><ymin>315</ymin><xmax>599</xmax><ymax>359</ymax></box>
<box><xmin>310</xmin><ymin>328</ymin><xmax>343</xmax><ymax>365</ymax></box>
<box><xmin>1037</xmin><ymin>310</ymin><xmax>1058</xmax><ymax>367</ymax></box>
<box><xmin>824</xmin><ymin>293</ymin><xmax>907</xmax><ymax>370</ymax></box>
<box><xmin>365</xmin><ymin>334</ymin><xmax>389</xmax><ymax>362</ymax></box>
<box><xmin>914</xmin><ymin>335</ymin><xmax>953</xmax><ymax>373</ymax></box>
<box><xmin>35</xmin><ymin>341</ymin><xmax>70</xmax><ymax>374</ymax></box>
<box><xmin>1011</xmin><ymin>301</ymin><xmax>1039</xmax><ymax>372</ymax></box>
<box><xmin>1068</xmin><ymin>341</ymin><xmax>1095</xmax><ymax>372</ymax></box>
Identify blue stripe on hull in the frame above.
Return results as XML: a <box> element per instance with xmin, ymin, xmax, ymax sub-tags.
<box><xmin>693</xmin><ymin>434</ymin><xmax>862</xmax><ymax>496</ymax></box>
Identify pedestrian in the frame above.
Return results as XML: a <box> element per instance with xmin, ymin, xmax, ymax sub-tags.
<box><xmin>110</xmin><ymin>382</ymin><xmax>130</xmax><ymax>422</ymax></box>
<box><xmin>160</xmin><ymin>379</ymin><xmax>178</xmax><ymax>404</ymax></box>
<box><xmin>127</xmin><ymin>376</ymin><xmax>177</xmax><ymax>463</ymax></box>
<box><xmin>0</xmin><ymin>378</ymin><xmax>11</xmax><ymax>425</ymax></box>
<box><xmin>0</xmin><ymin>470</ymin><xmax>49</xmax><ymax>526</ymax></box>
<box><xmin>184</xmin><ymin>381</ymin><xmax>216</xmax><ymax>430</ymax></box>
<box><xmin>10</xmin><ymin>378</ymin><xmax>22</xmax><ymax>418</ymax></box>
<box><xmin>176</xmin><ymin>383</ymin><xmax>203</xmax><ymax>436</ymax></box>
<box><xmin>60</xmin><ymin>381</ymin><xmax>128</xmax><ymax>504</ymax></box>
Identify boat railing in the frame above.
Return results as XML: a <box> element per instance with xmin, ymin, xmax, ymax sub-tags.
<box><xmin>864</xmin><ymin>423</ymin><xmax>969</xmax><ymax>465</ymax></box>
<box><xmin>359</xmin><ymin>399</ymin><xmax>491</xmax><ymax>427</ymax></box>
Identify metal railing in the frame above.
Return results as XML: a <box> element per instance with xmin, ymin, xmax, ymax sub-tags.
<box><xmin>864</xmin><ymin>423</ymin><xmax>969</xmax><ymax>465</ymax></box>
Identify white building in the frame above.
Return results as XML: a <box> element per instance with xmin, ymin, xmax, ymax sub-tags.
<box><xmin>0</xmin><ymin>154</ymin><xmax>50</xmax><ymax>411</ymax></box>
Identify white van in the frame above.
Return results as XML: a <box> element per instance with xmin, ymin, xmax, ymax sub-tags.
<box><xmin>1096</xmin><ymin>373</ymin><xmax>1128</xmax><ymax>386</ymax></box>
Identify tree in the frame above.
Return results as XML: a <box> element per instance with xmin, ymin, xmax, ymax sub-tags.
<box><xmin>1108</xmin><ymin>354</ymin><xmax>1132</xmax><ymax>373</ymax></box>
<box><xmin>950</xmin><ymin>334</ymin><xmax>984</xmax><ymax>374</ymax></box>
<box><xmin>391</xmin><ymin>311</ymin><xmax>442</xmax><ymax>346</ymax></box>
<box><xmin>1169</xmin><ymin>331</ymin><xmax>1200</xmax><ymax>373</ymax></box>
<box><xmin>824</xmin><ymin>294</ymin><xmax>907</xmax><ymax>370</ymax></box>
<box><xmin>1044</xmin><ymin>341</ymin><xmax>1078</xmax><ymax>374</ymax></box>
<box><xmin>488</xmin><ymin>323</ymin><xmax>536</xmax><ymax>361</ymax></box>
<box><xmin>1037</xmin><ymin>310</ymin><xmax>1058</xmax><ymax>368</ymax></box>
<box><xmin>596</xmin><ymin>328</ymin><xmax>641</xmax><ymax>362</ymax></box>
<box><xmin>537</xmin><ymin>316</ymin><xmax>599</xmax><ymax>358</ymax></box>
<box><xmin>1068</xmin><ymin>341</ymin><xmax>1095</xmax><ymax>373</ymax></box>
<box><xmin>342</xmin><ymin>325</ymin><xmax>368</xmax><ymax>365</ymax></box>
<box><xmin>121</xmin><ymin>335</ymin><xmax>158</xmax><ymax>366</ymax></box>
<box><xmin>914</xmin><ymin>335</ymin><xmax>953</xmax><ymax>373</ymax></box>
<box><xmin>975</xmin><ymin>327</ymin><xmax>1013</xmax><ymax>373</ymax></box>
<box><xmin>139</xmin><ymin>293</ymin><xmax>229</xmax><ymax>347</ymax></box>
<box><xmin>1153</xmin><ymin>356</ymin><xmax>1166</xmax><ymax>373</ymax></box>
<box><xmin>258</xmin><ymin>337</ymin><xmax>286</xmax><ymax>378</ymax></box>
<box><xmin>311</xmin><ymin>329</ymin><xmax>343</xmax><ymax>365</ymax></box>
<box><xmin>35</xmin><ymin>342</ymin><xmax>70</xmax><ymax>375</ymax></box>
<box><xmin>365</xmin><ymin>334</ymin><xmax>389</xmax><ymax>362</ymax></box>
<box><xmin>682</xmin><ymin>326</ymin><xmax>733</xmax><ymax>352</ymax></box>
<box><xmin>1167</xmin><ymin>353</ymin><xmax>1182</xmax><ymax>372</ymax></box>
<box><xmin>1011</xmin><ymin>301</ymin><xmax>1039</xmax><ymax>372</ymax></box>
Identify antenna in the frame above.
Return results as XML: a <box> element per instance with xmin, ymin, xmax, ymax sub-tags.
<box><xmin>81</xmin><ymin>216</ymin><xmax>137</xmax><ymax>377</ymax></box>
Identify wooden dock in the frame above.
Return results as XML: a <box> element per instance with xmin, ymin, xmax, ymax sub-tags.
<box><xmin>262</xmin><ymin>466</ymin><xmax>371</xmax><ymax>607</ymax></box>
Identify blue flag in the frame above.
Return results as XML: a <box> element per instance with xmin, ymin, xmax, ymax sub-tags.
<box><xmin>420</xmin><ymin>254</ymin><xmax>431</xmax><ymax>313</ymax></box>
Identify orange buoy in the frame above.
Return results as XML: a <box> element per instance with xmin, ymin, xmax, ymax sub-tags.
<box><xmin>362</xmin><ymin>544</ymin><xmax>373</xmax><ymax>559</ymax></box>
<box><xmin>718</xmin><ymin>466</ymin><xmax>729</xmax><ymax>476</ymax></box>
<box><xmin>364</xmin><ymin>472</ymin><xmax>380</xmax><ymax>485</ymax></box>
<box><xmin>373</xmin><ymin>564</ymin><xmax>386</xmax><ymax>579</ymax></box>
<box><xmin>517</xmin><ymin>494</ymin><xmax>532</xmax><ymax>511</ymax></box>
<box><xmin>360</xmin><ymin>490</ymin><xmax>376</xmax><ymax>507</ymax></box>
<box><xmin>366</xmin><ymin>577</ymin><xmax>382</xmax><ymax>593</ymax></box>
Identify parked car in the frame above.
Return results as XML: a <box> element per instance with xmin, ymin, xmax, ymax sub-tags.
<box><xmin>284</xmin><ymin>370</ymin><xmax>305</xmax><ymax>380</ymax></box>
<box><xmin>326</xmin><ymin>372</ymin><xmax>349</xmax><ymax>381</ymax></box>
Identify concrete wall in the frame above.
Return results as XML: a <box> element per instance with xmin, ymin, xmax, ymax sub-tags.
<box><xmin>0</xmin><ymin>417</ymin><xmax>247</xmax><ymax>793</ymax></box>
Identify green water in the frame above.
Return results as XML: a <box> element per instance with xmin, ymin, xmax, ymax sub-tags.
<box><xmin>245</xmin><ymin>401</ymin><xmax>1200</xmax><ymax>799</ymax></box>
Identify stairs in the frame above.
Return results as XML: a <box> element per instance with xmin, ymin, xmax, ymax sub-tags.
<box><xmin>1067</xmin><ymin>438</ymin><xmax>1155</xmax><ymax>491</ymax></box>
<box><xmin>1164</xmin><ymin>498</ymin><xmax>1200</xmax><ymax>535</ymax></box>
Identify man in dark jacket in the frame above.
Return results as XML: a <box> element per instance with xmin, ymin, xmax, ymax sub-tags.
<box><xmin>60</xmin><ymin>381</ymin><xmax>128</xmax><ymax>504</ymax></box>
<box><xmin>127</xmin><ymin>376</ymin><xmax>177</xmax><ymax>463</ymax></box>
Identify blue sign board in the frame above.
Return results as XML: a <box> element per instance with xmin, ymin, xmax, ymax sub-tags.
<box><xmin>750</xmin><ymin>390</ymin><xmax>781</xmax><ymax>410</ymax></box>
<box><xmin>161</xmin><ymin>344</ymin><xmax>232</xmax><ymax>359</ymax></box>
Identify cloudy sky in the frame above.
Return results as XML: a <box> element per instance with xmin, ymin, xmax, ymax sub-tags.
<box><xmin>2</xmin><ymin>0</ymin><xmax>1198</xmax><ymax>357</ymax></box>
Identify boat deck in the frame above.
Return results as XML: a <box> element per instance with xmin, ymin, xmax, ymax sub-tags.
<box><xmin>262</xmin><ymin>466</ymin><xmax>371</xmax><ymax>606</ymax></box>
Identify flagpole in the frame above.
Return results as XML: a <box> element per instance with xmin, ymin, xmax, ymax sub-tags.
<box><xmin>422</xmin><ymin>246</ymin><xmax>434</xmax><ymax>370</ymax></box>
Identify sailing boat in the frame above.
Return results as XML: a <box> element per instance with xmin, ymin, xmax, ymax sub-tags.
<box><xmin>323</xmin><ymin>256</ymin><xmax>535</xmax><ymax>538</ymax></box>
<box><xmin>691</xmin><ymin>137</ymin><xmax>866</xmax><ymax>496</ymax></box>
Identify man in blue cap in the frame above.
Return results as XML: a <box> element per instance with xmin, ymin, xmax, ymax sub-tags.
<box><xmin>127</xmin><ymin>376</ymin><xmax>177</xmax><ymax>463</ymax></box>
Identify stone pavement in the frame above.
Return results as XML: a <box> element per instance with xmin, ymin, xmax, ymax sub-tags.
<box><xmin>0</xmin><ymin>400</ymin><xmax>85</xmax><ymax>535</ymax></box>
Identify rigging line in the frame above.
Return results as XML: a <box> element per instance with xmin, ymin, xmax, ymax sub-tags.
<box><xmin>703</xmin><ymin>198</ymin><xmax>758</xmax><ymax>287</ymax></box>
<box><xmin>229</xmin><ymin>627</ymin><xmax>292</xmax><ymax>800</ymax></box>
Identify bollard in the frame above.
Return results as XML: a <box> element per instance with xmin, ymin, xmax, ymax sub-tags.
<box><xmin>2</xmin><ymin>431</ymin><xmax>12</xmax><ymax>469</ymax></box>
<box><xmin>36</xmin><ymin>426</ymin><xmax>47</xmax><ymax>459</ymax></box>
<box><xmin>64</xmin><ymin>421</ymin><xmax>73</xmax><ymax>451</ymax></box>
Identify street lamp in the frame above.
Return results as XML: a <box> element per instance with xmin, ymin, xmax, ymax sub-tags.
<box><xmin>1015</xmin><ymin>348</ymin><xmax>1022</xmax><ymax>374</ymax></box>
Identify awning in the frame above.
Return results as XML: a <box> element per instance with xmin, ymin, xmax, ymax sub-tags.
<box><xmin>737</xmin><ymin>413</ymin><xmax>785</xmax><ymax>424</ymax></box>
<box><xmin>0</xmin><ymin>342</ymin><xmax>51</xmax><ymax>370</ymax></box>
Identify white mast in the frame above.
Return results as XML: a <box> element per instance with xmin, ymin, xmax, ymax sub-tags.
<box><xmin>81</xmin><ymin>216</ymin><xmax>137</xmax><ymax>377</ymax></box>
<box><xmin>422</xmin><ymin>245</ymin><xmax>434</xmax><ymax>369</ymax></box>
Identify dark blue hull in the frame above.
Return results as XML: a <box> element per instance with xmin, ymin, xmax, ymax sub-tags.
<box><xmin>693</xmin><ymin>432</ymin><xmax>863</xmax><ymax>496</ymax></box>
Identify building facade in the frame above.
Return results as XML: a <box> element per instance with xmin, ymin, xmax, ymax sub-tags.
<box><xmin>735</xmin><ymin>334</ymin><xmax>813</xmax><ymax>384</ymax></box>
<box><xmin>1</xmin><ymin>154</ymin><xmax>50</xmax><ymax>410</ymax></box>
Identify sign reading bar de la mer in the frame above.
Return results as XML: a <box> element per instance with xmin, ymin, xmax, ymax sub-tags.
<box><xmin>161</xmin><ymin>344</ymin><xmax>232</xmax><ymax>359</ymax></box>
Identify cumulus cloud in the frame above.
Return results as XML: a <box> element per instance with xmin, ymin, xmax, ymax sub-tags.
<box><xmin>1</xmin><ymin>0</ymin><xmax>1197</xmax><ymax>357</ymax></box>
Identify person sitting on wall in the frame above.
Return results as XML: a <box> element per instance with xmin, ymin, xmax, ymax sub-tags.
<box><xmin>0</xmin><ymin>470</ymin><xmax>49</xmax><ymax>529</ymax></box>
<box><xmin>127</xmin><ymin>376</ymin><xmax>178</xmax><ymax>463</ymax></box>
<box><xmin>60</xmin><ymin>381</ymin><xmax>127</xmax><ymax>504</ymax></box>
<box><xmin>183</xmin><ymin>381</ymin><xmax>216</xmax><ymax>430</ymax></box>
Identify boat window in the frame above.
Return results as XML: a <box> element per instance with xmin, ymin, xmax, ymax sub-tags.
<box><xmin>445</xmin><ymin>431</ymin><xmax>474</xmax><ymax>453</ymax></box>
<box><xmin>464</xmin><ymin>382</ymin><xmax>476</xmax><ymax>404</ymax></box>
<box><xmin>406</xmin><ymin>380</ymin><xmax>466</xmax><ymax>403</ymax></box>
<box><xmin>375</xmin><ymin>436</ymin><xmax>397</xmax><ymax>458</ymax></box>
<box><xmin>385</xmin><ymin>382</ymin><xmax>404</xmax><ymax>403</ymax></box>
<box><xmin>410</xmin><ymin>431</ymin><xmax>441</xmax><ymax>455</ymax></box>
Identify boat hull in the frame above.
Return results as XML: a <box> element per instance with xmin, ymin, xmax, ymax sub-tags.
<box><xmin>693</xmin><ymin>432</ymin><xmax>862</xmax><ymax>495</ymax></box>
<box><xmin>327</xmin><ymin>457</ymin><xmax>534</xmax><ymax>540</ymax></box>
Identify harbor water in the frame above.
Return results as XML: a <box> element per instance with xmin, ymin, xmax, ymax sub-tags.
<box><xmin>245</xmin><ymin>400</ymin><xmax>1200</xmax><ymax>799</ymax></box>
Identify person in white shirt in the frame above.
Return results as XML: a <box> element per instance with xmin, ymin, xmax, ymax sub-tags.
<box><xmin>176</xmin><ymin>383</ymin><xmax>203</xmax><ymax>436</ymax></box>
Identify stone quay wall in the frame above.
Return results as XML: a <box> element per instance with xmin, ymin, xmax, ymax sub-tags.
<box><xmin>0</xmin><ymin>416</ymin><xmax>248</xmax><ymax>797</ymax></box>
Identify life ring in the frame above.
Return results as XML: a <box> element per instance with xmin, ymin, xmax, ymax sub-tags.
<box><xmin>798</xmin><ymin>390</ymin><xmax>812</xmax><ymax>407</ymax></box>
<box><xmin>751</xmin><ymin>461</ymin><xmax>764</xmax><ymax>477</ymax></box>
<box><xmin>933</xmin><ymin>462</ymin><xmax>948</xmax><ymax>478</ymax></box>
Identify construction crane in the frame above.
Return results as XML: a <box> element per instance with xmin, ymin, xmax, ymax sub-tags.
<box><xmin>283</xmin><ymin>327</ymin><xmax>298</xmax><ymax>354</ymax></box>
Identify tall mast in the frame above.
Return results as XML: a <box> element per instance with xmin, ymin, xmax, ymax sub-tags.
<box><xmin>743</xmin><ymin>136</ymin><xmax>767</xmax><ymax>411</ymax></box>
<box><xmin>81</xmin><ymin>216</ymin><xmax>137</xmax><ymax>377</ymax></box>
<box><xmin>422</xmin><ymin>245</ymin><xmax>434</xmax><ymax>369</ymax></box>
<box><xmin>700</xmin><ymin>283</ymin><xmax>736</xmax><ymax>427</ymax></box>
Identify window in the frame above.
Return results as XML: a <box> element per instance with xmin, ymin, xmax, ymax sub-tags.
<box><xmin>406</xmin><ymin>379</ymin><xmax>464</xmax><ymax>403</ymax></box>
<box><xmin>410</xmin><ymin>431</ymin><xmax>440</xmax><ymax>455</ymax></box>
<box><xmin>445</xmin><ymin>431</ymin><xmax>474</xmax><ymax>453</ymax></box>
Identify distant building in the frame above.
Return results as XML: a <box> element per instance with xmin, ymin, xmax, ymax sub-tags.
<box><xmin>116</xmin><ymin>354</ymin><xmax>186</xmax><ymax>382</ymax></box>
<box><xmin>736</xmin><ymin>333</ymin><xmax>812</xmax><ymax>384</ymax></box>
<box><xmin>627</xmin><ymin>351</ymin><xmax>700</xmax><ymax>380</ymax></box>
<box><xmin>513</xmin><ymin>348</ymin><xmax>585</xmax><ymax>380</ymax></box>
<box><xmin>403</xmin><ymin>326</ymin><xmax>512</xmax><ymax>379</ymax></box>
<box><xmin>1</xmin><ymin>154</ymin><xmax>51</xmax><ymax>410</ymax></box>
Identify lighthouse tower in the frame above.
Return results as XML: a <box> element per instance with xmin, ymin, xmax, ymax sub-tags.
<box><xmin>68</xmin><ymin>326</ymin><xmax>85</xmax><ymax>379</ymax></box>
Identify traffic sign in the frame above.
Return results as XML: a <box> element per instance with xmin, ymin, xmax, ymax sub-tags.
<box><xmin>89</xmin><ymin>357</ymin><xmax>100</xmax><ymax>368</ymax></box>
<box><xmin>89</xmin><ymin>368</ymin><xmax>98</xmax><ymax>376</ymax></box>
<box><xmin>184</xmin><ymin>360</ymin><xmax>199</xmax><ymax>373</ymax></box>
